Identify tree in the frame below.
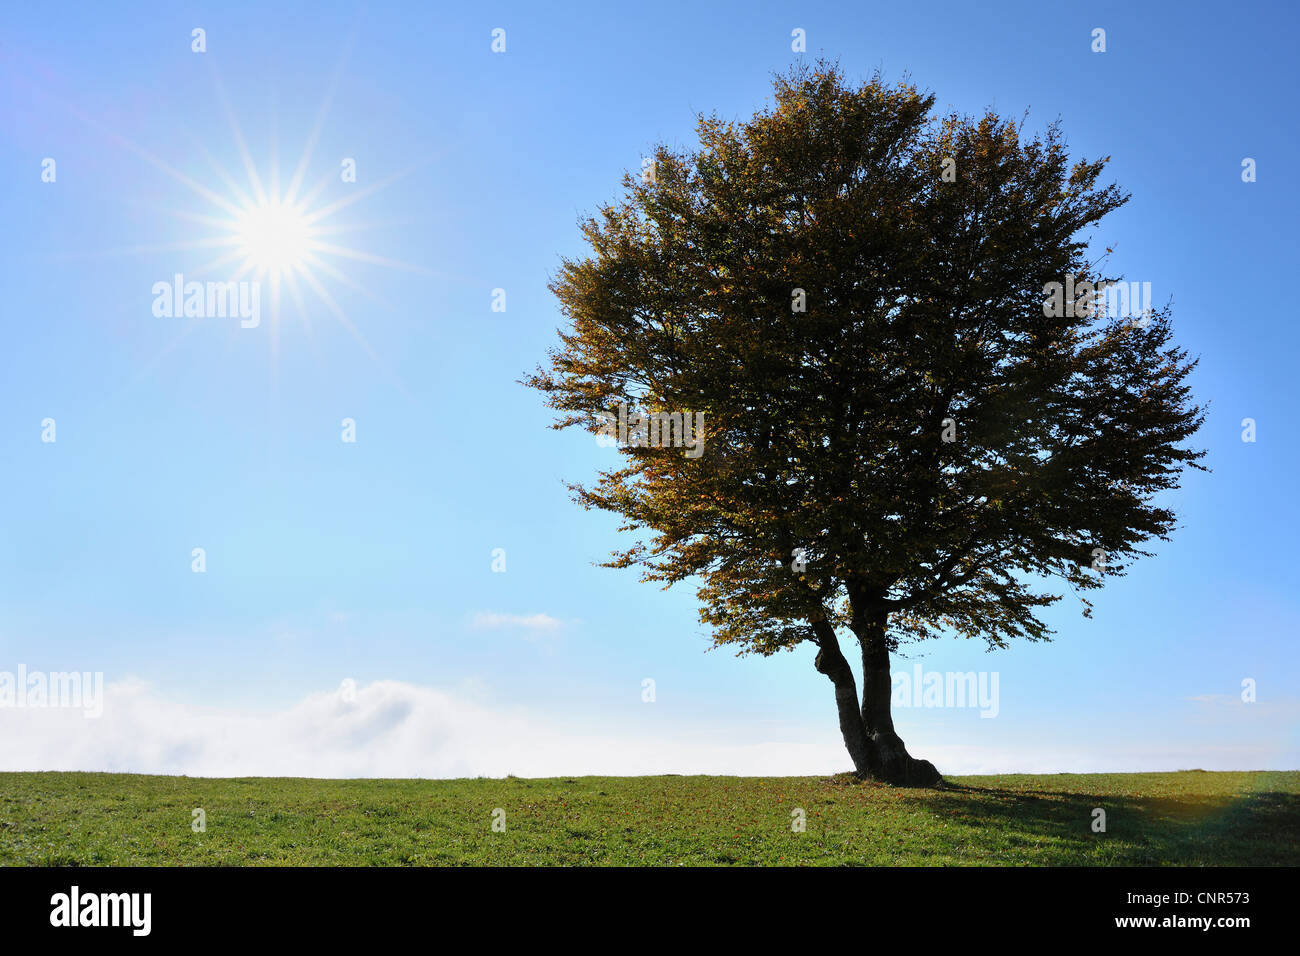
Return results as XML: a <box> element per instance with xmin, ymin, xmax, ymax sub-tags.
<box><xmin>524</xmin><ymin>64</ymin><xmax>1205</xmax><ymax>786</ymax></box>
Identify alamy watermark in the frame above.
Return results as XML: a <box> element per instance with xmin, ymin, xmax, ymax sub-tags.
<box><xmin>892</xmin><ymin>664</ymin><xmax>999</xmax><ymax>718</ymax></box>
<box><xmin>1042</xmin><ymin>275</ymin><xmax>1153</xmax><ymax>325</ymax></box>
<box><xmin>0</xmin><ymin>665</ymin><xmax>103</xmax><ymax>718</ymax></box>
<box><xmin>50</xmin><ymin>886</ymin><xmax>150</xmax><ymax>936</ymax></box>
<box><xmin>152</xmin><ymin>273</ymin><xmax>260</xmax><ymax>328</ymax></box>
<box><xmin>596</xmin><ymin>402</ymin><xmax>705</xmax><ymax>458</ymax></box>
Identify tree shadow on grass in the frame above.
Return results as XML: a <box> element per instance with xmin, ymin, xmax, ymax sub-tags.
<box><xmin>922</xmin><ymin>782</ymin><xmax>1300</xmax><ymax>865</ymax></box>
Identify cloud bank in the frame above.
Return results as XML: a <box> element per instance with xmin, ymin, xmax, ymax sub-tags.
<box><xmin>0</xmin><ymin>679</ymin><xmax>848</xmax><ymax>778</ymax></box>
<box><xmin>1</xmin><ymin>679</ymin><xmax>1292</xmax><ymax>778</ymax></box>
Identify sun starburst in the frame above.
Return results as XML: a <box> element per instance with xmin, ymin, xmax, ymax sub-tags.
<box><xmin>33</xmin><ymin>41</ymin><xmax>455</xmax><ymax>402</ymax></box>
<box><xmin>233</xmin><ymin>198</ymin><xmax>313</xmax><ymax>277</ymax></box>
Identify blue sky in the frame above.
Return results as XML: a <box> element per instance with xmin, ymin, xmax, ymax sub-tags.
<box><xmin>1</xmin><ymin>1</ymin><xmax>1296</xmax><ymax>776</ymax></box>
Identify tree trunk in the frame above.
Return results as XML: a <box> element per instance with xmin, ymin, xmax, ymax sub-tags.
<box><xmin>855</xmin><ymin>611</ymin><xmax>943</xmax><ymax>787</ymax></box>
<box><xmin>811</xmin><ymin>611</ymin><xmax>943</xmax><ymax>787</ymax></box>
<box><xmin>811</xmin><ymin>621</ymin><xmax>873</xmax><ymax>776</ymax></box>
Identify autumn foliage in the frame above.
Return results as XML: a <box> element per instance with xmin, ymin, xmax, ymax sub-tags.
<box><xmin>526</xmin><ymin>64</ymin><xmax>1205</xmax><ymax>785</ymax></box>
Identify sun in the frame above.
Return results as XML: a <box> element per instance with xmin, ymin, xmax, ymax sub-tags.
<box><xmin>234</xmin><ymin>198</ymin><xmax>312</xmax><ymax>277</ymax></box>
<box><xmin>77</xmin><ymin>51</ymin><xmax>442</xmax><ymax>399</ymax></box>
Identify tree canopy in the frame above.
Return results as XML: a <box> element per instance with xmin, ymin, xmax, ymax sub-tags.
<box><xmin>526</xmin><ymin>64</ymin><xmax>1205</xmax><ymax>785</ymax></box>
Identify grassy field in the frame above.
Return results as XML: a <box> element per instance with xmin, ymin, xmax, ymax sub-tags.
<box><xmin>1</xmin><ymin>770</ymin><xmax>1296</xmax><ymax>866</ymax></box>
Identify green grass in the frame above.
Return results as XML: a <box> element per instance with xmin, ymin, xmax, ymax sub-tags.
<box><xmin>1</xmin><ymin>770</ymin><xmax>1296</xmax><ymax>866</ymax></box>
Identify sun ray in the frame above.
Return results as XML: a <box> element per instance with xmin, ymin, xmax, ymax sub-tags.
<box><xmin>295</xmin><ymin>167</ymin><xmax>345</xmax><ymax>214</ymax></box>
<box><xmin>164</xmin><ymin>209</ymin><xmax>244</xmax><ymax>231</ymax></box>
<box><xmin>269</xmin><ymin>105</ymin><xmax>281</xmax><ymax>205</ymax></box>
<box><xmin>281</xmin><ymin>266</ymin><xmax>332</xmax><ymax>376</ymax></box>
<box><xmin>207</xmin><ymin>58</ymin><xmax>269</xmax><ymax>207</ymax></box>
<box><xmin>269</xmin><ymin>268</ymin><xmax>282</xmax><ymax>391</ymax></box>
<box><xmin>284</xmin><ymin>32</ymin><xmax>355</xmax><ymax>206</ymax></box>
<box><xmin>303</xmin><ymin>241</ymin><xmax>431</xmax><ymax>275</ymax></box>
<box><xmin>282</xmin><ymin>267</ymin><xmax>317</xmax><ymax>343</ymax></box>
<box><xmin>299</xmin><ymin>250</ymin><xmax>394</xmax><ymax>308</ymax></box>
<box><xmin>296</xmin><ymin>267</ymin><xmax>415</xmax><ymax>403</ymax></box>
<box><xmin>302</xmin><ymin>157</ymin><xmax>437</xmax><ymax>225</ymax></box>
<box><xmin>188</xmin><ymin>132</ymin><xmax>258</xmax><ymax>212</ymax></box>
<box><xmin>189</xmin><ymin>247</ymin><xmax>254</xmax><ymax>280</ymax></box>
<box><xmin>230</xmin><ymin>259</ymin><xmax>259</xmax><ymax>282</ymax></box>
<box><xmin>43</xmin><ymin>235</ymin><xmax>245</xmax><ymax>262</ymax></box>
<box><xmin>39</xmin><ymin>87</ymin><xmax>245</xmax><ymax>218</ymax></box>
<box><xmin>303</xmin><ymin>218</ymin><xmax>426</xmax><ymax>238</ymax></box>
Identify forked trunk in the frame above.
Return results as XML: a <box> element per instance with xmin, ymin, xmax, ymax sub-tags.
<box><xmin>813</xmin><ymin>612</ymin><xmax>942</xmax><ymax>787</ymax></box>
<box><xmin>857</xmin><ymin>616</ymin><xmax>942</xmax><ymax>787</ymax></box>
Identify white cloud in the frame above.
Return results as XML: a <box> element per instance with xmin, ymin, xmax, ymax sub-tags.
<box><xmin>1</xmin><ymin>679</ymin><xmax>1293</xmax><ymax>778</ymax></box>
<box><xmin>471</xmin><ymin>612</ymin><xmax>563</xmax><ymax>634</ymax></box>
<box><xmin>0</xmin><ymin>679</ymin><xmax>842</xmax><ymax>778</ymax></box>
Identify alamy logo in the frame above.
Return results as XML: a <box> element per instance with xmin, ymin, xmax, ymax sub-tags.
<box><xmin>152</xmin><ymin>273</ymin><xmax>261</xmax><ymax>328</ymax></box>
<box><xmin>0</xmin><ymin>665</ymin><xmax>103</xmax><ymax>718</ymax></box>
<box><xmin>50</xmin><ymin>886</ymin><xmax>151</xmax><ymax>936</ymax></box>
<box><xmin>892</xmin><ymin>665</ymin><xmax>1000</xmax><ymax>718</ymax></box>
<box><xmin>596</xmin><ymin>402</ymin><xmax>705</xmax><ymax>458</ymax></box>
<box><xmin>1042</xmin><ymin>275</ymin><xmax>1152</xmax><ymax>324</ymax></box>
